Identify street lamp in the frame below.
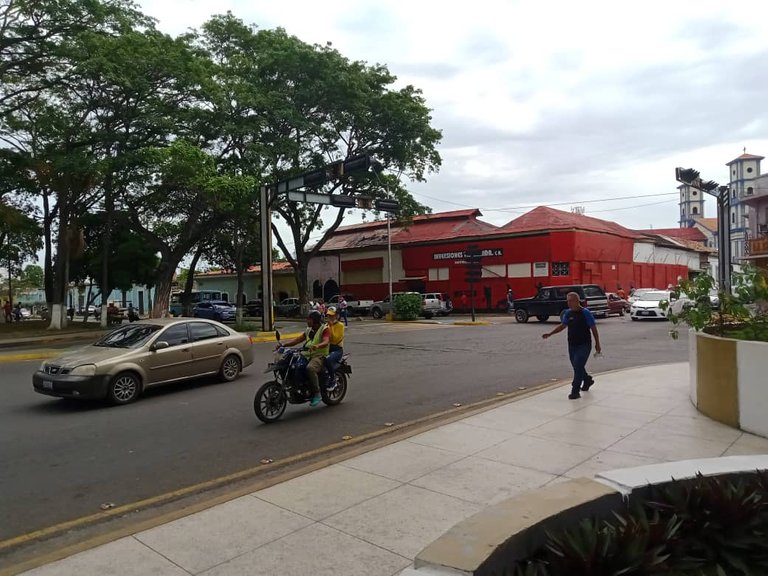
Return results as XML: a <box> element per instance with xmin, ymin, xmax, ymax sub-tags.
<box><xmin>374</xmin><ymin>199</ymin><xmax>401</xmax><ymax>312</ymax></box>
<box><xmin>675</xmin><ymin>168</ymin><xmax>732</xmax><ymax>292</ymax></box>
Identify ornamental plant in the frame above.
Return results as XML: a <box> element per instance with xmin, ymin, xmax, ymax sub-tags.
<box><xmin>663</xmin><ymin>266</ymin><xmax>768</xmax><ymax>342</ymax></box>
<box><xmin>393</xmin><ymin>293</ymin><xmax>422</xmax><ymax>321</ymax></box>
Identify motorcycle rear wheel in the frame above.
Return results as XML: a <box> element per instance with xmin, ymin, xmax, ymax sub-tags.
<box><xmin>254</xmin><ymin>381</ymin><xmax>287</xmax><ymax>423</ymax></box>
<box><xmin>322</xmin><ymin>373</ymin><xmax>348</xmax><ymax>406</ymax></box>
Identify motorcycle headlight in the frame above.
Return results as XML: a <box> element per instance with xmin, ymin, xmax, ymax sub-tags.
<box><xmin>70</xmin><ymin>364</ymin><xmax>96</xmax><ymax>376</ymax></box>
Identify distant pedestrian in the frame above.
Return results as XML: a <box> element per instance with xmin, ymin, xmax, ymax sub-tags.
<box><xmin>460</xmin><ymin>293</ymin><xmax>469</xmax><ymax>312</ymax></box>
<box><xmin>541</xmin><ymin>292</ymin><xmax>602</xmax><ymax>400</ymax></box>
<box><xmin>616</xmin><ymin>286</ymin><xmax>627</xmax><ymax>301</ymax></box>
<box><xmin>506</xmin><ymin>289</ymin><xmax>514</xmax><ymax>314</ymax></box>
<box><xmin>3</xmin><ymin>300</ymin><xmax>11</xmax><ymax>323</ymax></box>
<box><xmin>338</xmin><ymin>295</ymin><xmax>349</xmax><ymax>326</ymax></box>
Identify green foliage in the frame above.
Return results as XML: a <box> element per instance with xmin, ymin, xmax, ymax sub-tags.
<box><xmin>509</xmin><ymin>472</ymin><xmax>768</xmax><ymax>576</ymax></box>
<box><xmin>664</xmin><ymin>268</ymin><xmax>768</xmax><ymax>342</ymax></box>
<box><xmin>393</xmin><ymin>293</ymin><xmax>422</xmax><ymax>321</ymax></box>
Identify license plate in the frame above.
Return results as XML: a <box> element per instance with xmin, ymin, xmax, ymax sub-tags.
<box><xmin>43</xmin><ymin>380</ymin><xmax>53</xmax><ymax>390</ymax></box>
<box><xmin>638</xmin><ymin>311</ymin><xmax>649</xmax><ymax>316</ymax></box>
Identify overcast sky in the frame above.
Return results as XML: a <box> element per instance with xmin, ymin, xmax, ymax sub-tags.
<box><xmin>138</xmin><ymin>0</ymin><xmax>768</xmax><ymax>236</ymax></box>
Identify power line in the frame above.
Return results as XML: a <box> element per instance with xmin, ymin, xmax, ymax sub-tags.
<box><xmin>412</xmin><ymin>191</ymin><xmax>679</xmax><ymax>213</ymax></box>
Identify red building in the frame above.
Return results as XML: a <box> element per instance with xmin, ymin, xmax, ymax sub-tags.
<box><xmin>312</xmin><ymin>207</ymin><xmax>707</xmax><ymax>308</ymax></box>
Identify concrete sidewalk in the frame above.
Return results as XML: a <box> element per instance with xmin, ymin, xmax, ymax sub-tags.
<box><xmin>16</xmin><ymin>363</ymin><xmax>768</xmax><ymax>576</ymax></box>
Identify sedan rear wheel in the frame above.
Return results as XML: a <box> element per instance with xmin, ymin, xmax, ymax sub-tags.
<box><xmin>108</xmin><ymin>372</ymin><xmax>141</xmax><ymax>405</ymax></box>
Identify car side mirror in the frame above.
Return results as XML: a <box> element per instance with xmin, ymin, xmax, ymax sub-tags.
<box><xmin>151</xmin><ymin>341</ymin><xmax>169</xmax><ymax>351</ymax></box>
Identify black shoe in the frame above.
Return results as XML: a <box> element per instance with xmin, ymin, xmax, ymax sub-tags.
<box><xmin>568</xmin><ymin>393</ymin><xmax>581</xmax><ymax>400</ymax></box>
<box><xmin>581</xmin><ymin>377</ymin><xmax>594</xmax><ymax>392</ymax></box>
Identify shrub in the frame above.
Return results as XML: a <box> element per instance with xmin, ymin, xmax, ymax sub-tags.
<box><xmin>393</xmin><ymin>293</ymin><xmax>422</xmax><ymax>320</ymax></box>
<box><xmin>510</xmin><ymin>472</ymin><xmax>768</xmax><ymax>576</ymax></box>
<box><xmin>664</xmin><ymin>266</ymin><xmax>768</xmax><ymax>342</ymax></box>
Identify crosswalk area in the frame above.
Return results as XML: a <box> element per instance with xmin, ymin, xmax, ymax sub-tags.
<box><xmin>348</xmin><ymin>321</ymin><xmax>454</xmax><ymax>334</ymax></box>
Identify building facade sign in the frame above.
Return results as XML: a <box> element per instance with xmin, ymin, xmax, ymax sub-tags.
<box><xmin>433</xmin><ymin>248</ymin><xmax>503</xmax><ymax>261</ymax></box>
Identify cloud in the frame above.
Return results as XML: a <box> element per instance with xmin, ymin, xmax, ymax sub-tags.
<box><xmin>135</xmin><ymin>0</ymin><xmax>768</xmax><ymax>240</ymax></box>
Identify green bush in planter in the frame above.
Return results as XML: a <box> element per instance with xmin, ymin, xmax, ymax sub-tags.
<box><xmin>663</xmin><ymin>266</ymin><xmax>768</xmax><ymax>342</ymax></box>
<box><xmin>393</xmin><ymin>293</ymin><xmax>422</xmax><ymax>320</ymax></box>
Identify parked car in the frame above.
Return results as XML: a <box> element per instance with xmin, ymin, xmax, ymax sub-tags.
<box><xmin>630</xmin><ymin>290</ymin><xmax>672</xmax><ymax>320</ymax></box>
<box><xmin>606</xmin><ymin>293</ymin><xmax>631</xmax><ymax>317</ymax></box>
<box><xmin>19</xmin><ymin>307</ymin><xmax>32</xmax><ymax>319</ymax></box>
<box><xmin>327</xmin><ymin>294</ymin><xmax>374</xmax><ymax>316</ymax></box>
<box><xmin>512</xmin><ymin>284</ymin><xmax>609</xmax><ymax>323</ymax></box>
<box><xmin>33</xmin><ymin>319</ymin><xmax>253</xmax><ymax>404</ymax></box>
<box><xmin>422</xmin><ymin>292</ymin><xmax>448</xmax><ymax>317</ymax></box>
<box><xmin>276</xmin><ymin>297</ymin><xmax>301</xmax><ymax>317</ymax></box>
<box><xmin>193</xmin><ymin>300</ymin><xmax>236</xmax><ymax>322</ymax></box>
<box><xmin>628</xmin><ymin>288</ymin><xmax>658</xmax><ymax>303</ymax></box>
<box><xmin>244</xmin><ymin>300</ymin><xmax>263</xmax><ymax>317</ymax></box>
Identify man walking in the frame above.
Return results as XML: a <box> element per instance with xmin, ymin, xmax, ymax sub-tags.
<box><xmin>542</xmin><ymin>292</ymin><xmax>602</xmax><ymax>399</ymax></box>
<box><xmin>506</xmin><ymin>288</ymin><xmax>514</xmax><ymax>314</ymax></box>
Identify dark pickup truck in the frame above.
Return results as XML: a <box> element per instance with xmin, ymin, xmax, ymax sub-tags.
<box><xmin>512</xmin><ymin>284</ymin><xmax>609</xmax><ymax>323</ymax></box>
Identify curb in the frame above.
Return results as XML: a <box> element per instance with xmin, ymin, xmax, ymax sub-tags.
<box><xmin>0</xmin><ymin>351</ymin><xmax>61</xmax><ymax>363</ymax></box>
<box><xmin>249</xmin><ymin>332</ymin><xmax>303</xmax><ymax>344</ymax></box>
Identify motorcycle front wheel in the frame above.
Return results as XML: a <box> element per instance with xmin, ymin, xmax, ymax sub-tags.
<box><xmin>322</xmin><ymin>373</ymin><xmax>348</xmax><ymax>406</ymax></box>
<box><xmin>254</xmin><ymin>381</ymin><xmax>288</xmax><ymax>423</ymax></box>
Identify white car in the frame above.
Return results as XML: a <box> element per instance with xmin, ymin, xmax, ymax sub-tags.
<box><xmin>630</xmin><ymin>290</ymin><xmax>672</xmax><ymax>320</ymax></box>
<box><xmin>628</xmin><ymin>288</ymin><xmax>658</xmax><ymax>304</ymax></box>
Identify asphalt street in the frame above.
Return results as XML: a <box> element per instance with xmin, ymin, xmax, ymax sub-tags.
<box><xmin>0</xmin><ymin>316</ymin><xmax>688</xmax><ymax>543</ymax></box>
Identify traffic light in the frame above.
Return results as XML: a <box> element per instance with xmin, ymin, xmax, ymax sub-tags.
<box><xmin>464</xmin><ymin>245</ymin><xmax>482</xmax><ymax>284</ymax></box>
<box><xmin>330</xmin><ymin>195</ymin><xmax>357</xmax><ymax>208</ymax></box>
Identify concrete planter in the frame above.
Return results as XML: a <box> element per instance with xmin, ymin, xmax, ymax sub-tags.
<box><xmin>402</xmin><ymin>456</ymin><xmax>768</xmax><ymax>576</ymax></box>
<box><xmin>689</xmin><ymin>329</ymin><xmax>768</xmax><ymax>438</ymax></box>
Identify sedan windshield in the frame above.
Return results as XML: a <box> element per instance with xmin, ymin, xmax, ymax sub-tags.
<box><xmin>638</xmin><ymin>291</ymin><xmax>669</xmax><ymax>301</ymax></box>
<box><xmin>95</xmin><ymin>324</ymin><xmax>162</xmax><ymax>348</ymax></box>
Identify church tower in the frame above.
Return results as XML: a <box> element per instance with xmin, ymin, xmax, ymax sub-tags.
<box><xmin>726</xmin><ymin>149</ymin><xmax>764</xmax><ymax>259</ymax></box>
<box><xmin>678</xmin><ymin>182</ymin><xmax>705</xmax><ymax>227</ymax></box>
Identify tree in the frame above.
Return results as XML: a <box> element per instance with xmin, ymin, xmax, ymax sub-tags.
<box><xmin>127</xmin><ymin>140</ymin><xmax>252</xmax><ymax>317</ymax></box>
<box><xmin>20</xmin><ymin>263</ymin><xmax>43</xmax><ymax>288</ymax></box>
<box><xmin>206</xmin><ymin>186</ymin><xmax>262</xmax><ymax>323</ymax></box>
<box><xmin>195</xmin><ymin>17</ymin><xmax>441</xmax><ymax>309</ymax></box>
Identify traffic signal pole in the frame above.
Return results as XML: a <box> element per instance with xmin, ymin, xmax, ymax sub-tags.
<box><xmin>259</xmin><ymin>185</ymin><xmax>274</xmax><ymax>333</ymax></box>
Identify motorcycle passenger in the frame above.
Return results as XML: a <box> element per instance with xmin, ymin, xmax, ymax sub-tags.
<box><xmin>324</xmin><ymin>306</ymin><xmax>344</xmax><ymax>390</ymax></box>
<box><xmin>279</xmin><ymin>310</ymin><xmax>330</xmax><ymax>407</ymax></box>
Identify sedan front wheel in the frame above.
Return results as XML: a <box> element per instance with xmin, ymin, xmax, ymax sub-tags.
<box><xmin>107</xmin><ymin>372</ymin><xmax>141</xmax><ymax>405</ymax></box>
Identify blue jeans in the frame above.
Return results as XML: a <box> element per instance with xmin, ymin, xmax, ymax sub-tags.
<box><xmin>340</xmin><ymin>309</ymin><xmax>348</xmax><ymax>326</ymax></box>
<box><xmin>568</xmin><ymin>343</ymin><xmax>592</xmax><ymax>395</ymax></box>
<box><xmin>326</xmin><ymin>348</ymin><xmax>343</xmax><ymax>386</ymax></box>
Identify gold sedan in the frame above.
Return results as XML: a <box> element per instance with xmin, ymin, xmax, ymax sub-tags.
<box><xmin>33</xmin><ymin>319</ymin><xmax>254</xmax><ymax>404</ymax></box>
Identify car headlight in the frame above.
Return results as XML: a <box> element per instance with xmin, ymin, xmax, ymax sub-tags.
<box><xmin>70</xmin><ymin>364</ymin><xmax>96</xmax><ymax>376</ymax></box>
<box><xmin>39</xmin><ymin>360</ymin><xmax>48</xmax><ymax>371</ymax></box>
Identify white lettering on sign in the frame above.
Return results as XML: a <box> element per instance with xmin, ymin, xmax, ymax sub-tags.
<box><xmin>433</xmin><ymin>248</ymin><xmax>503</xmax><ymax>261</ymax></box>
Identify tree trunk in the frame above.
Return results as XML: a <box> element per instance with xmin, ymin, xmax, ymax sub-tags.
<box><xmin>48</xmin><ymin>210</ymin><xmax>70</xmax><ymax>330</ymax></box>
<box><xmin>295</xmin><ymin>252</ymin><xmax>310</xmax><ymax>316</ymax></box>
<box><xmin>151</xmin><ymin>266</ymin><xmax>174</xmax><ymax>319</ymax></box>
<box><xmin>236</xmin><ymin>266</ymin><xmax>244</xmax><ymax>325</ymax></box>
<box><xmin>182</xmin><ymin>245</ymin><xmax>203</xmax><ymax>317</ymax></box>
<box><xmin>100</xmin><ymin>174</ymin><xmax>113</xmax><ymax>328</ymax></box>
<box><xmin>42</xmin><ymin>194</ymin><xmax>54</xmax><ymax>306</ymax></box>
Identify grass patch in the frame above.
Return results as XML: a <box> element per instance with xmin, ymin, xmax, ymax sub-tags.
<box><xmin>0</xmin><ymin>320</ymin><xmax>105</xmax><ymax>339</ymax></box>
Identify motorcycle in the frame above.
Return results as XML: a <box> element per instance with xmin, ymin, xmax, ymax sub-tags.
<box><xmin>253</xmin><ymin>330</ymin><xmax>351</xmax><ymax>423</ymax></box>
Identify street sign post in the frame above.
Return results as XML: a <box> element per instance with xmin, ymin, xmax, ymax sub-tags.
<box><xmin>258</xmin><ymin>154</ymin><xmax>387</xmax><ymax>331</ymax></box>
<box><xmin>464</xmin><ymin>245</ymin><xmax>482</xmax><ymax>322</ymax></box>
<box><xmin>675</xmin><ymin>167</ymin><xmax>731</xmax><ymax>292</ymax></box>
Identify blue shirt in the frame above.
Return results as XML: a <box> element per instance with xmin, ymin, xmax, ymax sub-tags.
<box><xmin>561</xmin><ymin>308</ymin><xmax>595</xmax><ymax>346</ymax></box>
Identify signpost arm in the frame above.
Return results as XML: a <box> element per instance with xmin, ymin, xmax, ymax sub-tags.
<box><xmin>259</xmin><ymin>185</ymin><xmax>274</xmax><ymax>332</ymax></box>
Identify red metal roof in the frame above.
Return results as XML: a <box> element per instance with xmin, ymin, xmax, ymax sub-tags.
<box><xmin>635</xmin><ymin>227</ymin><xmax>707</xmax><ymax>242</ymax></box>
<box><xmin>321</xmin><ymin>209</ymin><xmax>499</xmax><ymax>252</ymax></box>
<box><xmin>502</xmin><ymin>206</ymin><xmax>643</xmax><ymax>239</ymax></box>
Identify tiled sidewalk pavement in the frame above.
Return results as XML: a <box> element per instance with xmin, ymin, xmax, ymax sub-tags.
<box><xmin>21</xmin><ymin>363</ymin><xmax>768</xmax><ymax>576</ymax></box>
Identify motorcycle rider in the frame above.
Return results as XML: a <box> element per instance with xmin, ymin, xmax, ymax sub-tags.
<box><xmin>279</xmin><ymin>310</ymin><xmax>330</xmax><ymax>406</ymax></box>
<box><xmin>324</xmin><ymin>306</ymin><xmax>345</xmax><ymax>390</ymax></box>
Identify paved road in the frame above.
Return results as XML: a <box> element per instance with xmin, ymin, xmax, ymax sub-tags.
<box><xmin>0</xmin><ymin>316</ymin><xmax>687</xmax><ymax>541</ymax></box>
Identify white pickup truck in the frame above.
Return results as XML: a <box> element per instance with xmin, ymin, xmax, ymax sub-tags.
<box><xmin>328</xmin><ymin>294</ymin><xmax>374</xmax><ymax>316</ymax></box>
